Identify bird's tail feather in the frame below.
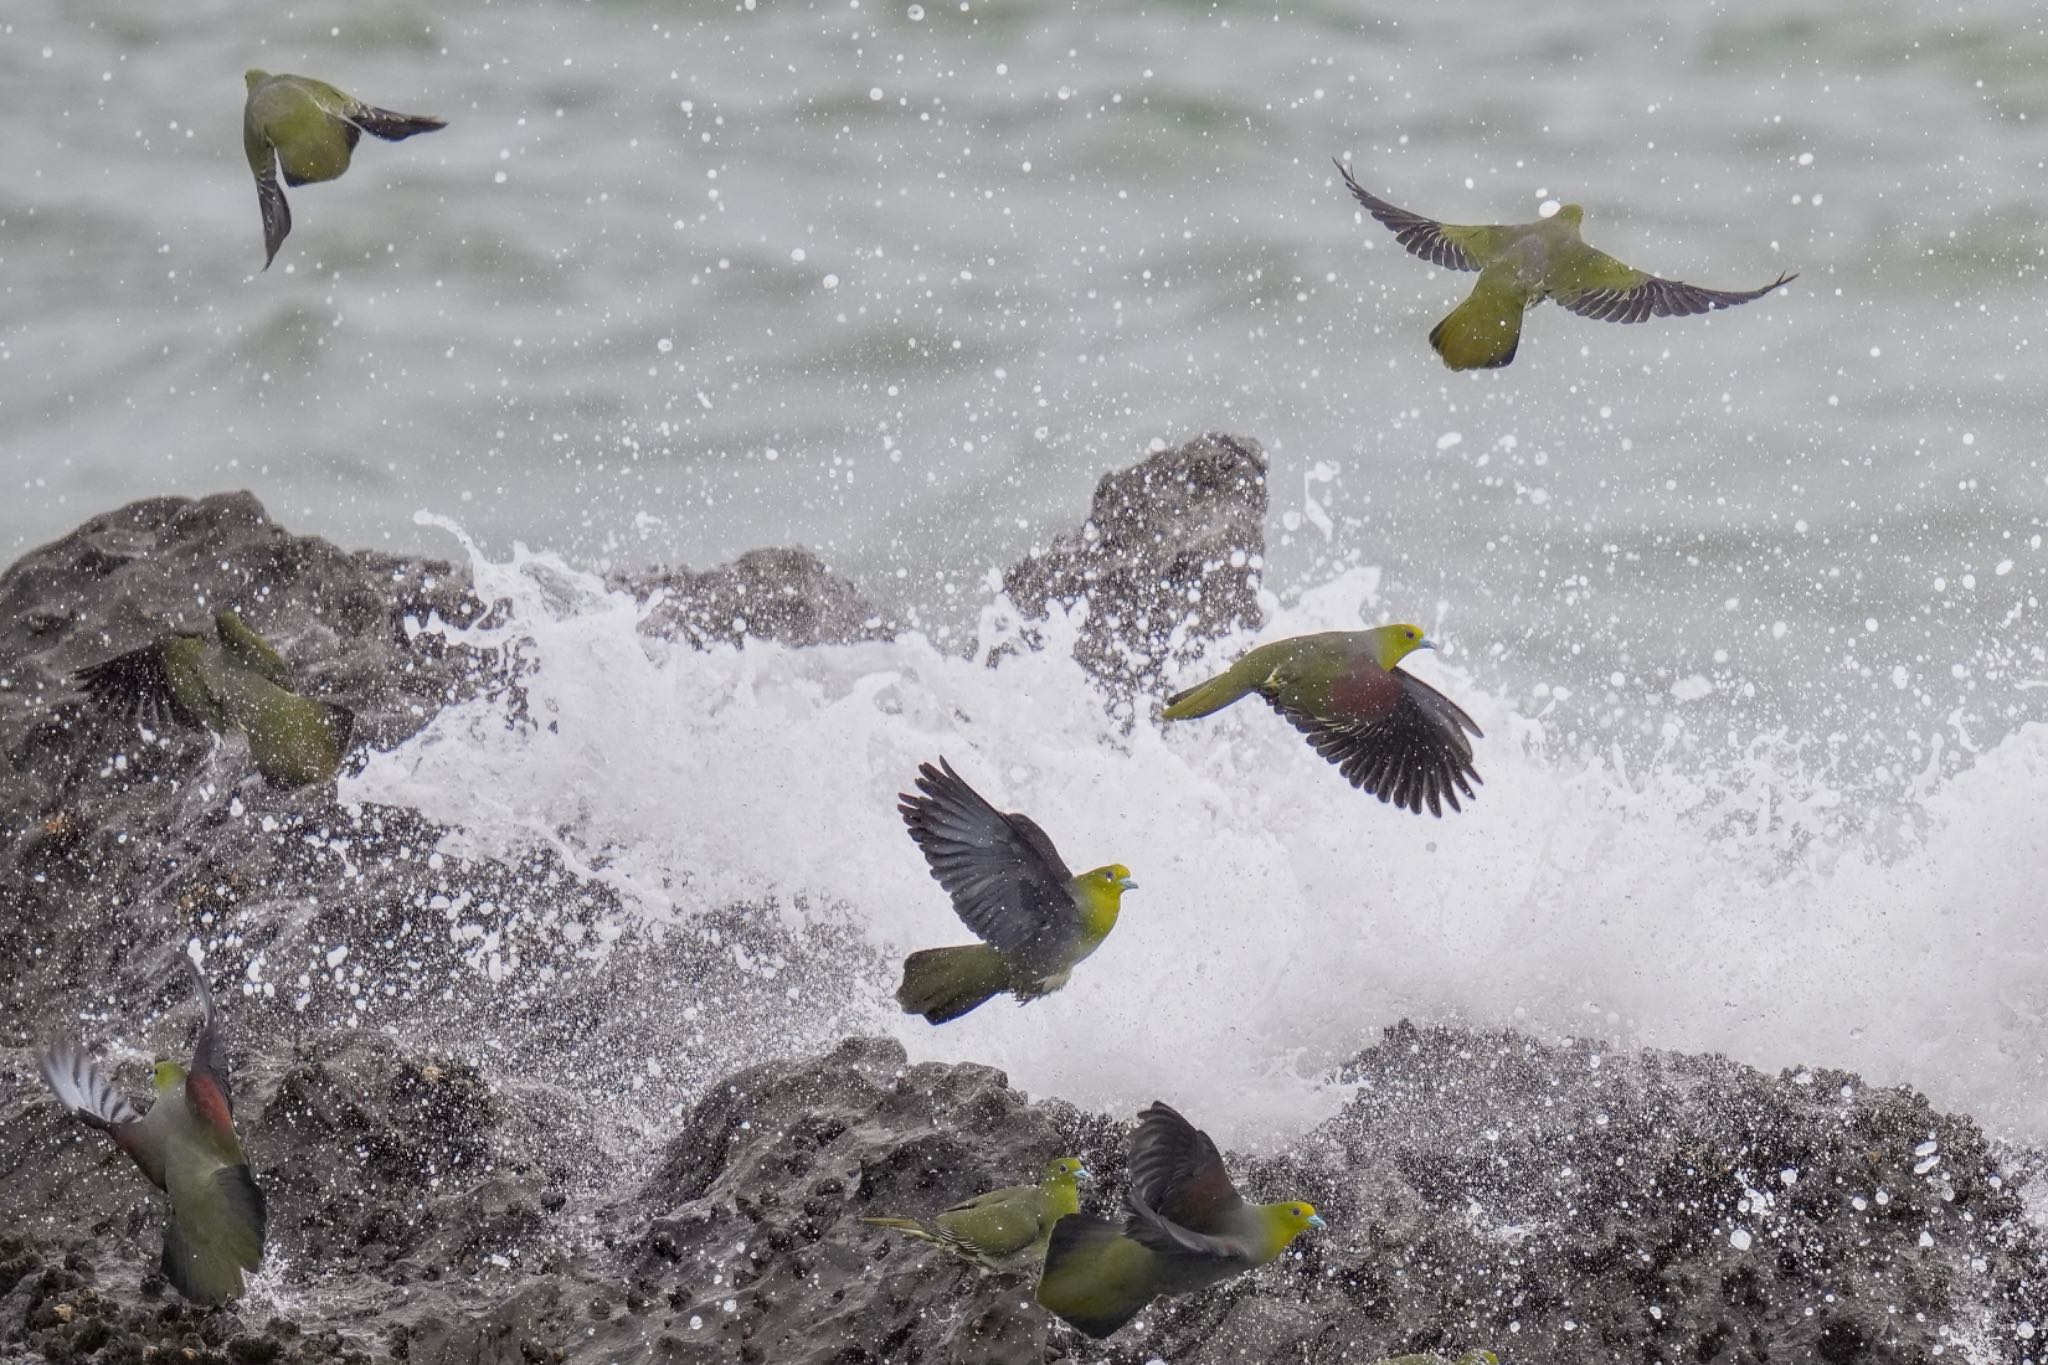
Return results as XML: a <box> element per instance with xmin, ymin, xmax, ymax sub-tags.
<box><xmin>1430</xmin><ymin>281</ymin><xmax>1525</xmax><ymax>370</ymax></box>
<box><xmin>1160</xmin><ymin>666</ymin><xmax>1255</xmax><ymax>721</ymax></box>
<box><xmin>1036</xmin><ymin>1214</ymin><xmax>1151</xmax><ymax>1340</ymax></box>
<box><xmin>353</xmin><ymin>108</ymin><xmax>447</xmax><ymax>142</ymax></box>
<box><xmin>896</xmin><ymin>945</ymin><xmax>1007</xmax><ymax>1024</ymax></box>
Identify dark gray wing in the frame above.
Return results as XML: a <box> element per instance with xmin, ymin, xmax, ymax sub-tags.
<box><xmin>1122</xmin><ymin>1102</ymin><xmax>1254</xmax><ymax>1263</ymax></box>
<box><xmin>182</xmin><ymin>957</ymin><xmax>235</xmax><ymax>1115</ymax></box>
<box><xmin>899</xmin><ymin>758</ymin><xmax>1079</xmax><ymax>962</ymax></box>
<box><xmin>1558</xmin><ymin>269</ymin><xmax>1796</xmax><ymax>324</ymax></box>
<box><xmin>346</xmin><ymin>105</ymin><xmax>447</xmax><ymax>141</ymax></box>
<box><xmin>255</xmin><ymin>164</ymin><xmax>291</xmax><ymax>269</ymax></box>
<box><xmin>75</xmin><ymin>639</ymin><xmax>200</xmax><ymax>732</ymax></box>
<box><xmin>1270</xmin><ymin>672</ymin><xmax>1482</xmax><ymax>817</ymax></box>
<box><xmin>39</xmin><ymin>1040</ymin><xmax>141</xmax><ymax>1129</ymax></box>
<box><xmin>1334</xmin><ymin>159</ymin><xmax>1484</xmax><ymax>272</ymax></box>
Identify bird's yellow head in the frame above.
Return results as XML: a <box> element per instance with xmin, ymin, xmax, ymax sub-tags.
<box><xmin>1042</xmin><ymin>1156</ymin><xmax>1091</xmax><ymax>1184</ymax></box>
<box><xmin>244</xmin><ymin>70</ymin><xmax>271</xmax><ymax>92</ymax></box>
<box><xmin>151</xmin><ymin>1060</ymin><xmax>188</xmax><ymax>1094</ymax></box>
<box><xmin>1367</xmin><ymin>622</ymin><xmax>1434</xmax><ymax>671</ymax></box>
<box><xmin>1071</xmin><ymin>864</ymin><xmax>1136</xmax><ymax>936</ymax></box>
<box><xmin>1256</xmin><ymin>1200</ymin><xmax>1326</xmax><ymax>1259</ymax></box>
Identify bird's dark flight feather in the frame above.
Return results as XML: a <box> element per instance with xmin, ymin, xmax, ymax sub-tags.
<box><xmin>1269</xmin><ymin>672</ymin><xmax>1482</xmax><ymax>816</ymax></box>
<box><xmin>899</xmin><ymin>758</ymin><xmax>1080</xmax><ymax>965</ymax></box>
<box><xmin>1559</xmin><ymin>271</ymin><xmax>1796</xmax><ymax>324</ymax></box>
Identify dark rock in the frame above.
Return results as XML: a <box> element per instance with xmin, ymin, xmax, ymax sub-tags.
<box><xmin>1002</xmin><ymin>433</ymin><xmax>1267</xmax><ymax>703</ymax></box>
<box><xmin>609</xmin><ymin>549</ymin><xmax>895</xmax><ymax>649</ymax></box>
<box><xmin>6</xmin><ymin>484</ymin><xmax>2048</xmax><ymax>1365</ymax></box>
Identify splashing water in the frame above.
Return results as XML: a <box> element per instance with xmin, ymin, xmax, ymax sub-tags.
<box><xmin>348</xmin><ymin>515</ymin><xmax>2048</xmax><ymax>1145</ymax></box>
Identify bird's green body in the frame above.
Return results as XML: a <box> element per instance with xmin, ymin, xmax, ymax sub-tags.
<box><xmin>1162</xmin><ymin>625</ymin><xmax>1482</xmax><ymax>816</ymax></box>
<box><xmin>1036</xmin><ymin>1102</ymin><xmax>1322</xmax><ymax>1340</ymax></box>
<box><xmin>862</xmin><ymin>1157</ymin><xmax>1088</xmax><ymax>1272</ymax></box>
<box><xmin>76</xmin><ymin>610</ymin><xmax>354</xmax><ymax>787</ymax></box>
<box><xmin>896</xmin><ymin>759</ymin><xmax>1135</xmax><ymax>1023</ymax></box>
<box><xmin>39</xmin><ymin>959</ymin><xmax>266</xmax><ymax>1304</ymax></box>
<box><xmin>1336</xmin><ymin>161</ymin><xmax>1794</xmax><ymax>369</ymax></box>
<box><xmin>242</xmin><ymin>70</ymin><xmax>446</xmax><ymax>269</ymax></box>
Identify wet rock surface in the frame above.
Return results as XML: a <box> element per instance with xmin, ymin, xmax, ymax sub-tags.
<box><xmin>2</xmin><ymin>487</ymin><xmax>2045</xmax><ymax>1365</ymax></box>
<box><xmin>608</xmin><ymin>548</ymin><xmax>896</xmax><ymax>651</ymax></box>
<box><xmin>1002</xmin><ymin>433</ymin><xmax>1268</xmax><ymax>706</ymax></box>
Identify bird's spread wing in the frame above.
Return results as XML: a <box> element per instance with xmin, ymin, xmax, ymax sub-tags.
<box><xmin>1121</xmin><ymin>1102</ymin><xmax>1251</xmax><ymax>1262</ymax></box>
<box><xmin>182</xmin><ymin>958</ymin><xmax>238</xmax><ymax>1121</ymax></box>
<box><xmin>1334</xmin><ymin>161</ymin><xmax>1513</xmax><ymax>272</ymax></box>
<box><xmin>75</xmin><ymin>640</ymin><xmax>201</xmax><ymax>732</ymax></box>
<box><xmin>39</xmin><ymin>1040</ymin><xmax>141</xmax><ymax>1129</ymax></box>
<box><xmin>1552</xmin><ymin>247</ymin><xmax>1796</xmax><ymax>323</ymax></box>
<box><xmin>900</xmin><ymin>759</ymin><xmax>1081</xmax><ymax>961</ymax></box>
<box><xmin>346</xmin><ymin>104</ymin><xmax>448</xmax><ymax>142</ymax></box>
<box><xmin>213</xmin><ymin>613</ymin><xmax>295</xmax><ymax>690</ymax></box>
<box><xmin>162</xmin><ymin>1160</ymin><xmax>265</xmax><ymax>1304</ymax></box>
<box><xmin>254</xmin><ymin>166</ymin><xmax>292</xmax><ymax>270</ymax></box>
<box><xmin>1270</xmin><ymin>672</ymin><xmax>1483</xmax><ymax>816</ymax></box>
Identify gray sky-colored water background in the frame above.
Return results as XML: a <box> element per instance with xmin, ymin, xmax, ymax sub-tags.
<box><xmin>8</xmin><ymin>0</ymin><xmax>2048</xmax><ymax>1134</ymax></box>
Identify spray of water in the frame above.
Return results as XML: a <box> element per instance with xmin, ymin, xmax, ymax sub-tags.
<box><xmin>347</xmin><ymin>515</ymin><xmax>2048</xmax><ymax>1145</ymax></box>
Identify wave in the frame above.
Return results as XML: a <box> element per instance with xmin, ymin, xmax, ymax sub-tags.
<box><xmin>347</xmin><ymin>514</ymin><xmax>2048</xmax><ymax>1145</ymax></box>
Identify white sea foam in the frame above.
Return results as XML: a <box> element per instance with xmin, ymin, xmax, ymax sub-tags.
<box><xmin>347</xmin><ymin>516</ymin><xmax>2048</xmax><ymax>1146</ymax></box>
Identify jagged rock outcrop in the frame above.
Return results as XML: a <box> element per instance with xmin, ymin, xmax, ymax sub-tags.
<box><xmin>4</xmin><ymin>483</ymin><xmax>2045</xmax><ymax>1365</ymax></box>
<box><xmin>609</xmin><ymin>548</ymin><xmax>895</xmax><ymax>650</ymax></box>
<box><xmin>1002</xmin><ymin>433</ymin><xmax>1268</xmax><ymax>703</ymax></box>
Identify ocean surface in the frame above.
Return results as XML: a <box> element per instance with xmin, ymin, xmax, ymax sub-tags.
<box><xmin>7</xmin><ymin>0</ymin><xmax>2048</xmax><ymax>1141</ymax></box>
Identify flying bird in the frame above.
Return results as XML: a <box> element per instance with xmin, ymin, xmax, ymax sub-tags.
<box><xmin>39</xmin><ymin>957</ymin><xmax>267</xmax><ymax>1304</ymax></box>
<box><xmin>895</xmin><ymin>757</ymin><xmax>1136</xmax><ymax>1024</ymax></box>
<box><xmin>1035</xmin><ymin>1101</ymin><xmax>1323</xmax><ymax>1340</ymax></box>
<box><xmin>244</xmin><ymin>70</ymin><xmax>446</xmax><ymax>269</ymax></box>
<box><xmin>861</xmin><ymin>1156</ymin><xmax>1090</xmax><ymax>1273</ymax></box>
<box><xmin>75</xmin><ymin>609</ymin><xmax>355</xmax><ymax>787</ymax></box>
<box><xmin>1161</xmin><ymin>625</ymin><xmax>1480</xmax><ymax>815</ymax></box>
<box><xmin>1336</xmin><ymin>160</ymin><xmax>1794</xmax><ymax>370</ymax></box>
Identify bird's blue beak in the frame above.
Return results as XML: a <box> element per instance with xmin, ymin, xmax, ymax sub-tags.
<box><xmin>1307</xmin><ymin>1213</ymin><xmax>1327</xmax><ymax>1229</ymax></box>
<box><xmin>1075</xmin><ymin>1166</ymin><xmax>1094</xmax><ymax>1183</ymax></box>
<box><xmin>1116</xmin><ymin>876</ymin><xmax>1138</xmax><ymax>891</ymax></box>
<box><xmin>1416</xmin><ymin>638</ymin><xmax>1437</xmax><ymax>652</ymax></box>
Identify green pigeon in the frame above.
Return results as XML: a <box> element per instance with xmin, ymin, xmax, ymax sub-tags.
<box><xmin>895</xmin><ymin>757</ymin><xmax>1137</xmax><ymax>1024</ymax></box>
<box><xmin>861</xmin><ymin>1156</ymin><xmax>1091</xmax><ymax>1273</ymax></box>
<box><xmin>1161</xmin><ymin>624</ymin><xmax>1480</xmax><ymax>815</ymax></box>
<box><xmin>1336</xmin><ymin>161</ymin><xmax>1795</xmax><ymax>370</ymax></box>
<box><xmin>39</xmin><ymin>957</ymin><xmax>267</xmax><ymax>1305</ymax></box>
<box><xmin>75</xmin><ymin>609</ymin><xmax>355</xmax><ymax>787</ymax></box>
<box><xmin>1035</xmin><ymin>1101</ymin><xmax>1323</xmax><ymax>1340</ymax></box>
<box><xmin>244</xmin><ymin>70</ymin><xmax>446</xmax><ymax>269</ymax></box>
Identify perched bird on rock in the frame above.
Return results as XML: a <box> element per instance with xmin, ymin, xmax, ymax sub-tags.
<box><xmin>1161</xmin><ymin>625</ymin><xmax>1480</xmax><ymax>815</ymax></box>
<box><xmin>896</xmin><ymin>758</ymin><xmax>1136</xmax><ymax>1024</ymax></box>
<box><xmin>1035</xmin><ymin>1101</ymin><xmax>1322</xmax><ymax>1339</ymax></box>
<box><xmin>244</xmin><ymin>70</ymin><xmax>446</xmax><ymax>269</ymax></box>
<box><xmin>1336</xmin><ymin>161</ymin><xmax>1794</xmax><ymax>370</ymax></box>
<box><xmin>76</xmin><ymin>609</ymin><xmax>355</xmax><ymax>787</ymax></box>
<box><xmin>39</xmin><ymin>957</ymin><xmax>266</xmax><ymax>1305</ymax></box>
<box><xmin>861</xmin><ymin>1156</ymin><xmax>1090</xmax><ymax>1272</ymax></box>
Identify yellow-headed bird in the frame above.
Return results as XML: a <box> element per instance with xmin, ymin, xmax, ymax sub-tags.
<box><xmin>1336</xmin><ymin>161</ymin><xmax>1794</xmax><ymax>370</ymax></box>
<box><xmin>896</xmin><ymin>758</ymin><xmax>1136</xmax><ymax>1024</ymax></box>
<box><xmin>1036</xmin><ymin>1102</ymin><xmax>1322</xmax><ymax>1339</ymax></box>
<box><xmin>39</xmin><ymin>958</ymin><xmax>266</xmax><ymax>1304</ymax></box>
<box><xmin>861</xmin><ymin>1157</ymin><xmax>1090</xmax><ymax>1273</ymax></box>
<box><xmin>1161</xmin><ymin>625</ymin><xmax>1480</xmax><ymax>815</ymax></box>
<box><xmin>244</xmin><ymin>70</ymin><xmax>446</xmax><ymax>269</ymax></box>
<box><xmin>76</xmin><ymin>609</ymin><xmax>355</xmax><ymax>787</ymax></box>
